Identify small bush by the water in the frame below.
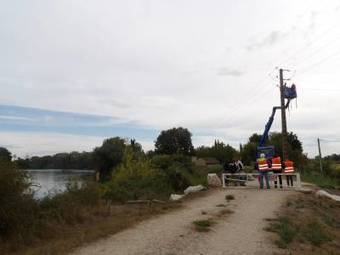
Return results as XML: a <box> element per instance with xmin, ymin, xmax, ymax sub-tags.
<box><xmin>0</xmin><ymin>159</ymin><xmax>102</xmax><ymax>250</ymax></box>
<box><xmin>0</xmin><ymin>160</ymin><xmax>38</xmax><ymax>241</ymax></box>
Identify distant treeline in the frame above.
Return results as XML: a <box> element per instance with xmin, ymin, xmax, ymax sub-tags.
<box><xmin>324</xmin><ymin>154</ymin><xmax>340</xmax><ymax>162</ymax></box>
<box><xmin>15</xmin><ymin>151</ymin><xmax>95</xmax><ymax>170</ymax></box>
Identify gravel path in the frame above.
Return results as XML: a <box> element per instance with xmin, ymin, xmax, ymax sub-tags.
<box><xmin>72</xmin><ymin>185</ymin><xmax>294</xmax><ymax>255</ymax></box>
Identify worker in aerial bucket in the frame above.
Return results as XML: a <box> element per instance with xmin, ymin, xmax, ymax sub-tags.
<box><xmin>256</xmin><ymin>153</ymin><xmax>270</xmax><ymax>189</ymax></box>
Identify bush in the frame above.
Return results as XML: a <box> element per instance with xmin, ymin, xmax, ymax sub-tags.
<box><xmin>151</xmin><ymin>154</ymin><xmax>205</xmax><ymax>191</ymax></box>
<box><xmin>102</xmin><ymin>151</ymin><xmax>173</xmax><ymax>202</ymax></box>
<box><xmin>0</xmin><ymin>160</ymin><xmax>38</xmax><ymax>241</ymax></box>
<box><xmin>39</xmin><ymin>181</ymin><xmax>101</xmax><ymax>224</ymax></box>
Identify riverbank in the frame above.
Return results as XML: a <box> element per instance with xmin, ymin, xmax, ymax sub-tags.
<box><xmin>0</xmin><ymin>175</ymin><xmax>185</xmax><ymax>255</ymax></box>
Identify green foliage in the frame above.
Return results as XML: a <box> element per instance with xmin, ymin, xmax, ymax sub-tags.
<box><xmin>195</xmin><ymin>140</ymin><xmax>238</xmax><ymax>164</ymax></box>
<box><xmin>102</xmin><ymin>149</ymin><xmax>173</xmax><ymax>202</ymax></box>
<box><xmin>0</xmin><ymin>157</ymin><xmax>102</xmax><ymax>244</ymax></box>
<box><xmin>151</xmin><ymin>154</ymin><xmax>205</xmax><ymax>191</ymax></box>
<box><xmin>39</xmin><ymin>182</ymin><xmax>101</xmax><ymax>224</ymax></box>
<box><xmin>93</xmin><ymin>137</ymin><xmax>126</xmax><ymax>180</ymax></box>
<box><xmin>265</xmin><ymin>217</ymin><xmax>296</xmax><ymax>249</ymax></box>
<box><xmin>16</xmin><ymin>151</ymin><xmax>95</xmax><ymax>170</ymax></box>
<box><xmin>324</xmin><ymin>154</ymin><xmax>340</xmax><ymax>162</ymax></box>
<box><xmin>240</xmin><ymin>132</ymin><xmax>305</xmax><ymax>167</ymax></box>
<box><xmin>0</xmin><ymin>147</ymin><xmax>12</xmax><ymax>162</ymax></box>
<box><xmin>240</xmin><ymin>142</ymin><xmax>256</xmax><ymax>166</ymax></box>
<box><xmin>302</xmin><ymin>159</ymin><xmax>340</xmax><ymax>188</ymax></box>
<box><xmin>0</xmin><ymin>159</ymin><xmax>37</xmax><ymax>240</ymax></box>
<box><xmin>155</xmin><ymin>127</ymin><xmax>194</xmax><ymax>155</ymax></box>
<box><xmin>269</xmin><ymin>132</ymin><xmax>304</xmax><ymax>167</ymax></box>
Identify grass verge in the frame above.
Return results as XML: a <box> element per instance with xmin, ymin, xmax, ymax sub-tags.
<box><xmin>264</xmin><ymin>193</ymin><xmax>340</xmax><ymax>254</ymax></box>
<box><xmin>0</xmin><ymin>197</ymin><xmax>181</xmax><ymax>255</ymax></box>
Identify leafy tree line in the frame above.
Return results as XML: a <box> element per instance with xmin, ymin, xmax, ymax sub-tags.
<box><xmin>240</xmin><ymin>132</ymin><xmax>306</xmax><ymax>167</ymax></box>
<box><xmin>15</xmin><ymin>151</ymin><xmax>95</xmax><ymax>170</ymax></box>
<box><xmin>10</xmin><ymin>128</ymin><xmax>307</xmax><ymax>172</ymax></box>
<box><xmin>324</xmin><ymin>154</ymin><xmax>340</xmax><ymax>162</ymax></box>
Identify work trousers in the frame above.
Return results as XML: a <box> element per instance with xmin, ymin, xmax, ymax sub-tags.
<box><xmin>274</xmin><ymin>173</ymin><xmax>283</xmax><ymax>188</ymax></box>
<box><xmin>286</xmin><ymin>175</ymin><xmax>294</xmax><ymax>186</ymax></box>
<box><xmin>259</xmin><ymin>172</ymin><xmax>270</xmax><ymax>189</ymax></box>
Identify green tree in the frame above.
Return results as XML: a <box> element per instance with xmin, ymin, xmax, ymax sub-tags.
<box><xmin>240</xmin><ymin>132</ymin><xmax>305</xmax><ymax>167</ymax></box>
<box><xmin>195</xmin><ymin>140</ymin><xmax>238</xmax><ymax>164</ymax></box>
<box><xmin>92</xmin><ymin>137</ymin><xmax>126</xmax><ymax>181</ymax></box>
<box><xmin>155</xmin><ymin>127</ymin><xmax>194</xmax><ymax>155</ymax></box>
<box><xmin>268</xmin><ymin>132</ymin><xmax>303</xmax><ymax>166</ymax></box>
<box><xmin>0</xmin><ymin>147</ymin><xmax>12</xmax><ymax>162</ymax></box>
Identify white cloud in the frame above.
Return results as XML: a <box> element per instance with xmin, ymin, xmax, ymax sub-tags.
<box><xmin>1</xmin><ymin>0</ymin><xmax>340</xmax><ymax>157</ymax></box>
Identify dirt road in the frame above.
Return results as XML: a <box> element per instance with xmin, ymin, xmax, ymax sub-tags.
<box><xmin>72</xmin><ymin>186</ymin><xmax>295</xmax><ymax>255</ymax></box>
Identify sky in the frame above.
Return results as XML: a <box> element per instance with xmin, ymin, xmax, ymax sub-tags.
<box><xmin>1</xmin><ymin>0</ymin><xmax>340</xmax><ymax>158</ymax></box>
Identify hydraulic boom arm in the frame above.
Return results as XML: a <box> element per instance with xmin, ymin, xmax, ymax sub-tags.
<box><xmin>258</xmin><ymin>100</ymin><xmax>291</xmax><ymax>147</ymax></box>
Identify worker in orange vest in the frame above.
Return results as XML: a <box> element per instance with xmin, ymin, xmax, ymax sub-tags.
<box><xmin>271</xmin><ymin>155</ymin><xmax>283</xmax><ymax>189</ymax></box>
<box><xmin>256</xmin><ymin>153</ymin><xmax>270</xmax><ymax>189</ymax></box>
<box><xmin>283</xmin><ymin>159</ymin><xmax>295</xmax><ymax>187</ymax></box>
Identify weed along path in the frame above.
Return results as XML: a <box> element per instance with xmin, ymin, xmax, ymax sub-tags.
<box><xmin>72</xmin><ymin>187</ymin><xmax>295</xmax><ymax>255</ymax></box>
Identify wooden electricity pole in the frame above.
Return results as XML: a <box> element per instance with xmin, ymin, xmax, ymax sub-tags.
<box><xmin>317</xmin><ymin>138</ymin><xmax>323</xmax><ymax>174</ymax></box>
<box><xmin>279</xmin><ymin>68</ymin><xmax>289</xmax><ymax>161</ymax></box>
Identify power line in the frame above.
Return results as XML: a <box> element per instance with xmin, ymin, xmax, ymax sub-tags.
<box><xmin>275</xmin><ymin>21</ymin><xmax>340</xmax><ymax>68</ymax></box>
<box><xmin>296</xmin><ymin>49</ymin><xmax>340</xmax><ymax>76</ymax></box>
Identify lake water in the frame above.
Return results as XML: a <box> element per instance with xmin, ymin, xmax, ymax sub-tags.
<box><xmin>25</xmin><ymin>169</ymin><xmax>95</xmax><ymax>199</ymax></box>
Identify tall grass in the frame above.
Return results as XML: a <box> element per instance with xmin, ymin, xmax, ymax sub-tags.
<box><xmin>302</xmin><ymin>172</ymin><xmax>340</xmax><ymax>189</ymax></box>
<box><xmin>301</xmin><ymin>159</ymin><xmax>340</xmax><ymax>189</ymax></box>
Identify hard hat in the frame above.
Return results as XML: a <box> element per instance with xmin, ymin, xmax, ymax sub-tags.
<box><xmin>260</xmin><ymin>153</ymin><xmax>265</xmax><ymax>158</ymax></box>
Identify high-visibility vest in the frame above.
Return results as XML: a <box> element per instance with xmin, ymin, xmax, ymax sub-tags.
<box><xmin>257</xmin><ymin>158</ymin><xmax>269</xmax><ymax>172</ymax></box>
<box><xmin>284</xmin><ymin>160</ymin><xmax>294</xmax><ymax>173</ymax></box>
<box><xmin>271</xmin><ymin>157</ymin><xmax>282</xmax><ymax>171</ymax></box>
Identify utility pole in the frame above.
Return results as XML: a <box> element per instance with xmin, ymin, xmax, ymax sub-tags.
<box><xmin>279</xmin><ymin>68</ymin><xmax>289</xmax><ymax>161</ymax></box>
<box><xmin>317</xmin><ymin>138</ymin><xmax>323</xmax><ymax>174</ymax></box>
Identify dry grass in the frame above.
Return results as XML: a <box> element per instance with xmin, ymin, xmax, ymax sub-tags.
<box><xmin>0</xmin><ymin>201</ymin><xmax>181</xmax><ymax>255</ymax></box>
<box><xmin>217</xmin><ymin>208</ymin><xmax>234</xmax><ymax>217</ymax></box>
<box><xmin>192</xmin><ymin>219</ymin><xmax>215</xmax><ymax>232</ymax></box>
<box><xmin>265</xmin><ymin>193</ymin><xmax>340</xmax><ymax>254</ymax></box>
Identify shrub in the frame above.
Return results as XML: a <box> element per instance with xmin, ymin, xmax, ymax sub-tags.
<box><xmin>151</xmin><ymin>154</ymin><xmax>205</xmax><ymax>191</ymax></box>
<box><xmin>102</xmin><ymin>151</ymin><xmax>173</xmax><ymax>202</ymax></box>
<box><xmin>0</xmin><ymin>160</ymin><xmax>39</xmax><ymax>241</ymax></box>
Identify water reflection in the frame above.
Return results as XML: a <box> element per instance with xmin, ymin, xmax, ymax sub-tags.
<box><xmin>25</xmin><ymin>169</ymin><xmax>94</xmax><ymax>199</ymax></box>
